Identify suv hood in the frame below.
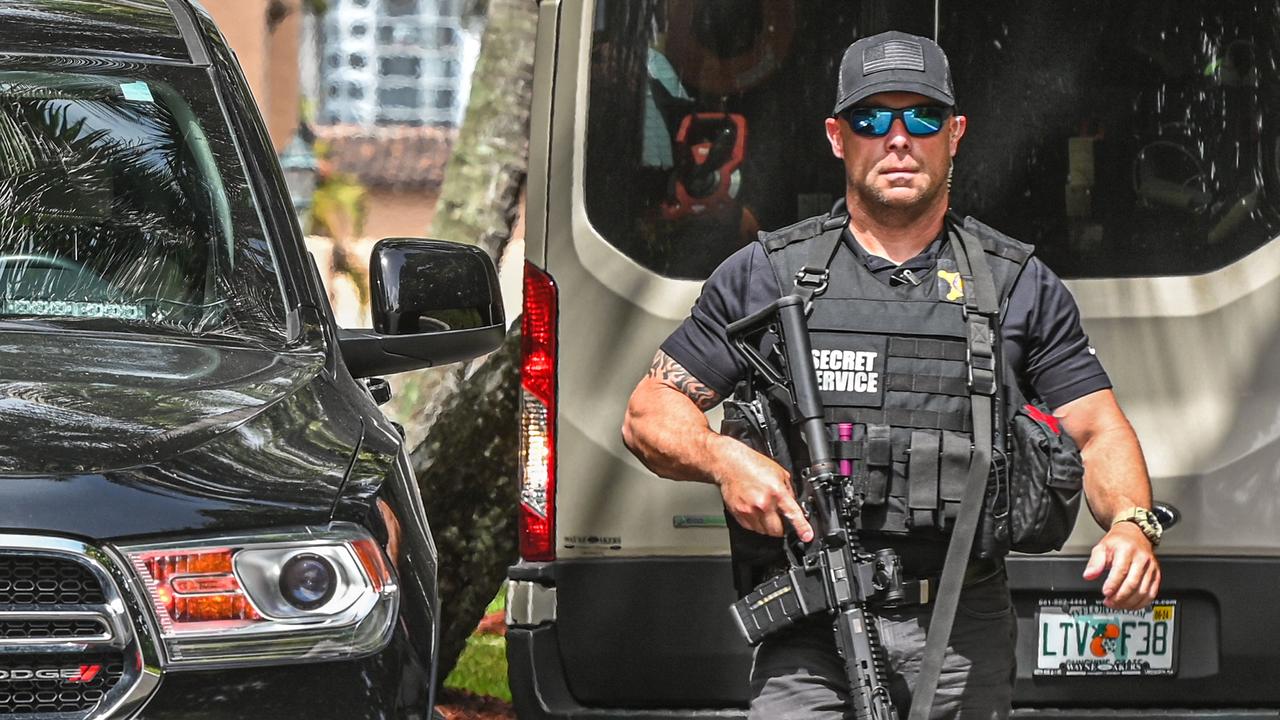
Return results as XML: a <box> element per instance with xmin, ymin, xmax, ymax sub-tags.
<box><xmin>0</xmin><ymin>331</ymin><xmax>366</xmax><ymax>538</ymax></box>
<box><xmin>0</xmin><ymin>331</ymin><xmax>324</xmax><ymax>473</ymax></box>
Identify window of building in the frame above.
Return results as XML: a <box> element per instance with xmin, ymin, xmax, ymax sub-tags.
<box><xmin>380</xmin><ymin>56</ymin><xmax>423</xmax><ymax>78</ymax></box>
<box><xmin>378</xmin><ymin>86</ymin><xmax>422</xmax><ymax>109</ymax></box>
<box><xmin>384</xmin><ymin>0</ymin><xmax>419</xmax><ymax>17</ymax></box>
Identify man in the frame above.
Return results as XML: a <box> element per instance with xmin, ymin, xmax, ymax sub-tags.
<box><xmin>622</xmin><ymin>30</ymin><xmax>1162</xmax><ymax>719</ymax></box>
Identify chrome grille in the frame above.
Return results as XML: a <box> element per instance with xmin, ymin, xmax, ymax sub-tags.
<box><xmin>0</xmin><ymin>618</ymin><xmax>110</xmax><ymax>642</ymax></box>
<box><xmin>0</xmin><ymin>557</ymin><xmax>105</xmax><ymax>607</ymax></box>
<box><xmin>0</xmin><ymin>537</ymin><xmax>160</xmax><ymax>720</ymax></box>
<box><xmin>0</xmin><ymin>653</ymin><xmax>125</xmax><ymax>715</ymax></box>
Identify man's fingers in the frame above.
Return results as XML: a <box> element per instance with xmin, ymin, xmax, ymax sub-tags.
<box><xmin>1102</xmin><ymin>546</ymin><xmax>1132</xmax><ymax>598</ymax></box>
<box><xmin>1135</xmin><ymin>564</ymin><xmax>1161</xmax><ymax>607</ymax></box>
<box><xmin>777</xmin><ymin>494</ymin><xmax>813</xmax><ymax>542</ymax></box>
<box><xmin>1110</xmin><ymin>555</ymin><xmax>1149</xmax><ymax>608</ymax></box>
<box><xmin>1082</xmin><ymin>542</ymin><xmax>1110</xmax><ymax>581</ymax></box>
<box><xmin>759</xmin><ymin>512</ymin><xmax>786</xmax><ymax>538</ymax></box>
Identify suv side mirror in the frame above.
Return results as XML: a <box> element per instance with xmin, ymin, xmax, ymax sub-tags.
<box><xmin>339</xmin><ymin>238</ymin><xmax>505</xmax><ymax>378</ymax></box>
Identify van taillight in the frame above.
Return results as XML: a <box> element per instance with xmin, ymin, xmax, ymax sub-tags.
<box><xmin>520</xmin><ymin>261</ymin><xmax>557</xmax><ymax>562</ymax></box>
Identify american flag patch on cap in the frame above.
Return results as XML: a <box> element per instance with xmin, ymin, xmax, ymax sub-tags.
<box><xmin>863</xmin><ymin>40</ymin><xmax>926</xmax><ymax>74</ymax></box>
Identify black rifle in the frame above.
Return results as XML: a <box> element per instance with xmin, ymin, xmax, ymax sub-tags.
<box><xmin>725</xmin><ymin>294</ymin><xmax>898</xmax><ymax>720</ymax></box>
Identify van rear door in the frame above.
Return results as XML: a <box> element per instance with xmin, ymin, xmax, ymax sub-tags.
<box><xmin>512</xmin><ymin>1</ymin><xmax>1280</xmax><ymax>717</ymax></box>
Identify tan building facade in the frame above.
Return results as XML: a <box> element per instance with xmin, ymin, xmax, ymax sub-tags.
<box><xmin>202</xmin><ymin>0</ymin><xmax>303</xmax><ymax>153</ymax></box>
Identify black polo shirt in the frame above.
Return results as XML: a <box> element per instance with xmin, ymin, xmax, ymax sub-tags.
<box><xmin>662</xmin><ymin>224</ymin><xmax>1111</xmax><ymax>410</ymax></box>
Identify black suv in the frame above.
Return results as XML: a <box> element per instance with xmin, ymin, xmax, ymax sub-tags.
<box><xmin>0</xmin><ymin>1</ymin><xmax>503</xmax><ymax>718</ymax></box>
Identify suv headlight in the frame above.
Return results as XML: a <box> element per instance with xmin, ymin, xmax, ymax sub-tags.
<box><xmin>116</xmin><ymin>523</ymin><xmax>397</xmax><ymax>668</ymax></box>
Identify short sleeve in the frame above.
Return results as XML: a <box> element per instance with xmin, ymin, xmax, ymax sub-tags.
<box><xmin>1003</xmin><ymin>257</ymin><xmax>1112</xmax><ymax>410</ymax></box>
<box><xmin>660</xmin><ymin>243</ymin><xmax>782</xmax><ymax>398</ymax></box>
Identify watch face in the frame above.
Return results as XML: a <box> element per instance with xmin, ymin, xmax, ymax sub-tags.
<box><xmin>1140</xmin><ymin>508</ymin><xmax>1163</xmax><ymax>531</ymax></box>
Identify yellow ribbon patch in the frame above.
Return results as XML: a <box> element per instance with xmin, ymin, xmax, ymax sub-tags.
<box><xmin>937</xmin><ymin>270</ymin><xmax>965</xmax><ymax>302</ymax></box>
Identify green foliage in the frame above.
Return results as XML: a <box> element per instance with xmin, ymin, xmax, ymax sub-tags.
<box><xmin>444</xmin><ymin>634</ymin><xmax>510</xmax><ymax>702</ymax></box>
<box><xmin>444</xmin><ymin>590</ymin><xmax>511</xmax><ymax>703</ymax></box>
<box><xmin>307</xmin><ymin>170</ymin><xmax>366</xmax><ymax>239</ymax></box>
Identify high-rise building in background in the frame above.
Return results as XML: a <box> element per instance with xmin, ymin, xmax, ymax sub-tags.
<box><xmin>318</xmin><ymin>0</ymin><xmax>476</xmax><ymax>126</ymax></box>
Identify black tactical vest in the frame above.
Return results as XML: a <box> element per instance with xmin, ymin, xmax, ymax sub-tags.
<box><xmin>722</xmin><ymin>208</ymin><xmax>1033</xmax><ymax>589</ymax></box>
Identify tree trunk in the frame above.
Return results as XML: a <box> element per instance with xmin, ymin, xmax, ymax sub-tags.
<box><xmin>410</xmin><ymin>329</ymin><xmax>520</xmax><ymax>686</ymax></box>
<box><xmin>430</xmin><ymin>0</ymin><xmax>534</xmax><ymax>260</ymax></box>
<box><xmin>406</xmin><ymin>0</ymin><xmax>537</xmax><ymax>687</ymax></box>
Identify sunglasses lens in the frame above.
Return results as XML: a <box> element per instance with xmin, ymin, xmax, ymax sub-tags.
<box><xmin>847</xmin><ymin>108</ymin><xmax>893</xmax><ymax>136</ymax></box>
<box><xmin>904</xmin><ymin>107</ymin><xmax>947</xmax><ymax>135</ymax></box>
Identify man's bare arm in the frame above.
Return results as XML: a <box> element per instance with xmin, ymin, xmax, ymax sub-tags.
<box><xmin>1057</xmin><ymin>389</ymin><xmax>1152</xmax><ymax>529</ymax></box>
<box><xmin>622</xmin><ymin>350</ymin><xmax>725</xmax><ymax>483</ymax></box>
<box><xmin>622</xmin><ymin>351</ymin><xmax>813</xmax><ymax>540</ymax></box>
<box><xmin>1057</xmin><ymin>389</ymin><xmax>1160</xmax><ymax>609</ymax></box>
<box><xmin>647</xmin><ymin>351</ymin><xmax>721</xmax><ymax>412</ymax></box>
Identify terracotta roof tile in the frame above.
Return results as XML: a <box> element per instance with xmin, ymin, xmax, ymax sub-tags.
<box><xmin>314</xmin><ymin>125</ymin><xmax>456</xmax><ymax>189</ymax></box>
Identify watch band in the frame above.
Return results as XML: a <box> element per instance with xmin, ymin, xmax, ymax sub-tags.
<box><xmin>1112</xmin><ymin>506</ymin><xmax>1162</xmax><ymax>546</ymax></box>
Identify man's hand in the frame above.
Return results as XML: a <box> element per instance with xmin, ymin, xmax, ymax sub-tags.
<box><xmin>710</xmin><ymin>435</ymin><xmax>814</xmax><ymax>542</ymax></box>
<box><xmin>1082</xmin><ymin>521</ymin><xmax>1160</xmax><ymax>609</ymax></box>
<box><xmin>622</xmin><ymin>351</ymin><xmax>814</xmax><ymax>543</ymax></box>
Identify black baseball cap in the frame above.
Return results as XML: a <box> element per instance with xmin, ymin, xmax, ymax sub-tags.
<box><xmin>833</xmin><ymin>30</ymin><xmax>955</xmax><ymax>114</ymax></box>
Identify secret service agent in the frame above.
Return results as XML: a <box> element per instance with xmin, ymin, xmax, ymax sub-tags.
<box><xmin>622</xmin><ymin>30</ymin><xmax>1161</xmax><ymax>720</ymax></box>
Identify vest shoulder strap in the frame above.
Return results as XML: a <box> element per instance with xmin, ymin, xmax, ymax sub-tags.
<box><xmin>946</xmin><ymin>212</ymin><xmax>1035</xmax><ymax>309</ymax></box>
<box><xmin>952</xmin><ymin>213</ymin><xmax>1035</xmax><ymax>267</ymax></box>
<box><xmin>759</xmin><ymin>212</ymin><xmax>841</xmax><ymax>253</ymax></box>
<box><xmin>758</xmin><ymin>211</ymin><xmax>847</xmax><ymax>298</ymax></box>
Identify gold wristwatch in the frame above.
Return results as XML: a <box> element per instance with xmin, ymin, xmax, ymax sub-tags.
<box><xmin>1112</xmin><ymin>506</ymin><xmax>1163</xmax><ymax>547</ymax></box>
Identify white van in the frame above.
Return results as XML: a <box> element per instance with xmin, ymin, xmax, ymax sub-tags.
<box><xmin>510</xmin><ymin>1</ymin><xmax>1280</xmax><ymax>716</ymax></box>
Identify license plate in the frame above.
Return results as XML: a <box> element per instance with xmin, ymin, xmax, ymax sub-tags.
<box><xmin>1034</xmin><ymin>598</ymin><xmax>1178</xmax><ymax>676</ymax></box>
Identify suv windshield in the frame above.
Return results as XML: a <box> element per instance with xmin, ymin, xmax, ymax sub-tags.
<box><xmin>0</xmin><ymin>65</ymin><xmax>287</xmax><ymax>344</ymax></box>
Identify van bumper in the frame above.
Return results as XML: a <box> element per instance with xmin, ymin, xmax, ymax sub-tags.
<box><xmin>508</xmin><ymin>555</ymin><xmax>1280</xmax><ymax>718</ymax></box>
<box><xmin>507</xmin><ymin>624</ymin><xmax>747</xmax><ymax>720</ymax></box>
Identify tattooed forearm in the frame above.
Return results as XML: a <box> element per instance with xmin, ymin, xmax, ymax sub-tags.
<box><xmin>648</xmin><ymin>351</ymin><xmax>721</xmax><ymax>410</ymax></box>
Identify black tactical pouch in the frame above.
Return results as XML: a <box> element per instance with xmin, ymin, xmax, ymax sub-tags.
<box><xmin>976</xmin><ymin>401</ymin><xmax>1084</xmax><ymax>558</ymax></box>
<box><xmin>1006</xmin><ymin>401</ymin><xmax>1084</xmax><ymax>553</ymax></box>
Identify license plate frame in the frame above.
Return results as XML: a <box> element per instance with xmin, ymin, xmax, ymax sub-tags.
<box><xmin>1034</xmin><ymin>598</ymin><xmax>1179</xmax><ymax>677</ymax></box>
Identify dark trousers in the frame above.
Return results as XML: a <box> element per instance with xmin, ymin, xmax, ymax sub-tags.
<box><xmin>748</xmin><ymin>570</ymin><xmax>1017</xmax><ymax>720</ymax></box>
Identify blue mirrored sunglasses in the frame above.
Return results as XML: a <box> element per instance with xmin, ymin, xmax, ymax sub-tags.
<box><xmin>842</xmin><ymin>105</ymin><xmax>952</xmax><ymax>137</ymax></box>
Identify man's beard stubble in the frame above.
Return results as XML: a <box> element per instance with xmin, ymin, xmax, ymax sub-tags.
<box><xmin>848</xmin><ymin>158</ymin><xmax>952</xmax><ymax>222</ymax></box>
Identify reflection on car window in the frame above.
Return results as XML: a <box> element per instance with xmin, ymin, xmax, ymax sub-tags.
<box><xmin>0</xmin><ymin>67</ymin><xmax>287</xmax><ymax>343</ymax></box>
<box><xmin>585</xmin><ymin>0</ymin><xmax>1280</xmax><ymax>280</ymax></box>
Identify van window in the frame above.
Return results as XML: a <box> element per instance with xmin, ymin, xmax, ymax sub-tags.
<box><xmin>585</xmin><ymin>0</ymin><xmax>1280</xmax><ymax>280</ymax></box>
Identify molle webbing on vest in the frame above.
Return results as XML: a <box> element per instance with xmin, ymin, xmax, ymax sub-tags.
<box><xmin>824</xmin><ymin>406</ymin><xmax>972</xmax><ymax>433</ymax></box>
<box><xmin>808</xmin><ymin>299</ymin><xmax>968</xmax><ymax>337</ymax></box>
<box><xmin>888</xmin><ymin>337</ymin><xmax>968</xmax><ymax>362</ymax></box>
<box><xmin>885</xmin><ymin>373</ymin><xmax>969</xmax><ymax>397</ymax></box>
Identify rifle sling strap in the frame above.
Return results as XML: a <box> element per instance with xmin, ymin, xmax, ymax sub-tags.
<box><xmin>907</xmin><ymin>223</ymin><xmax>998</xmax><ymax>720</ymax></box>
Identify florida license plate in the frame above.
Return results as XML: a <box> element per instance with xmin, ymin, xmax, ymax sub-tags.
<box><xmin>1034</xmin><ymin>598</ymin><xmax>1178</xmax><ymax>676</ymax></box>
